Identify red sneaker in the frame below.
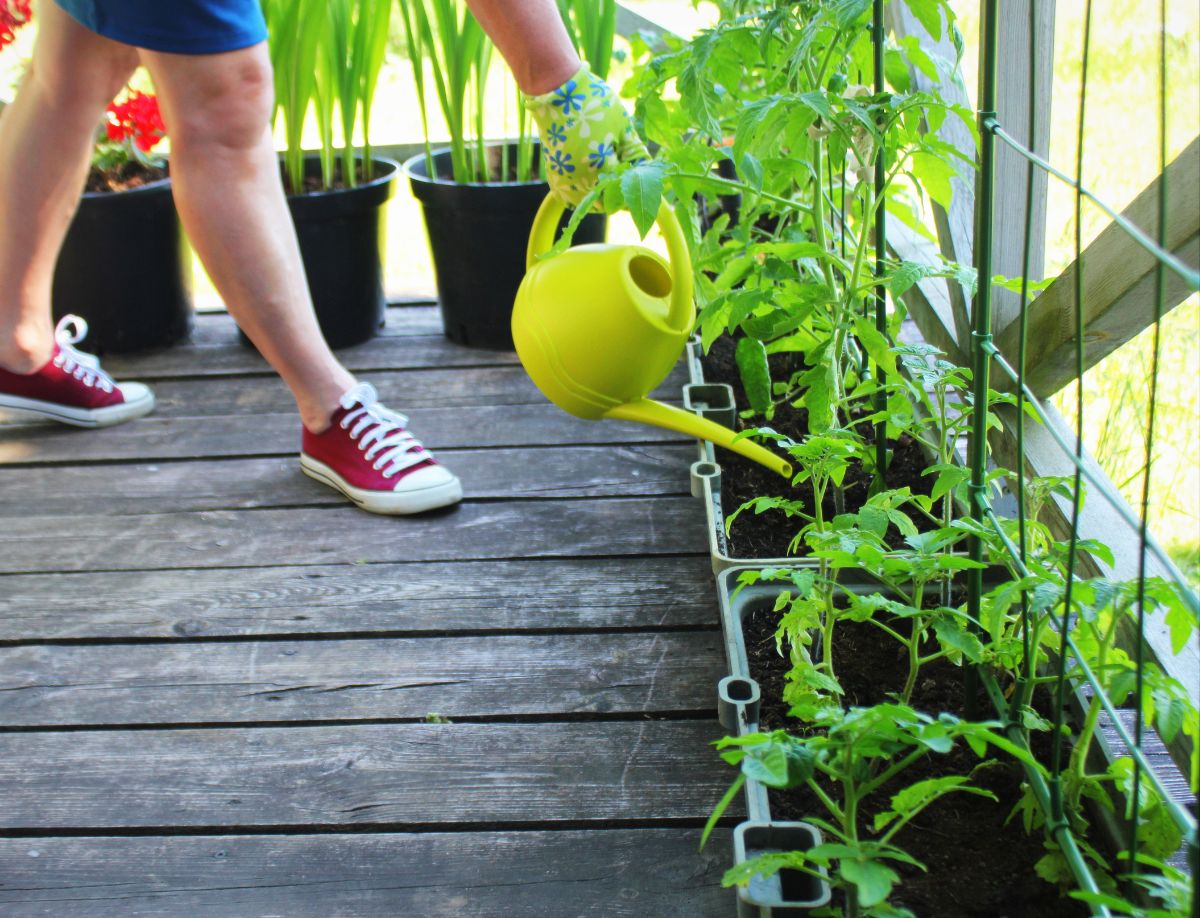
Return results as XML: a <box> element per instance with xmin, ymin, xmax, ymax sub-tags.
<box><xmin>0</xmin><ymin>316</ymin><xmax>155</xmax><ymax>427</ymax></box>
<box><xmin>300</xmin><ymin>382</ymin><xmax>463</xmax><ymax>515</ymax></box>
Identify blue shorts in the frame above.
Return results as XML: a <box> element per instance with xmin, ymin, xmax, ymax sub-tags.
<box><xmin>54</xmin><ymin>0</ymin><xmax>267</xmax><ymax>54</ymax></box>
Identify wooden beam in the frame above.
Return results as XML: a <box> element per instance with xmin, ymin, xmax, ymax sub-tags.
<box><xmin>994</xmin><ymin>136</ymin><xmax>1200</xmax><ymax>396</ymax></box>
<box><xmin>886</xmin><ymin>2</ymin><xmax>975</xmax><ymax>356</ymax></box>
<box><xmin>889</xmin><ymin>2</ymin><xmax>1055</xmax><ymax>350</ymax></box>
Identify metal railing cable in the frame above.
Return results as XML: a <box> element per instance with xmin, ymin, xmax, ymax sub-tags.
<box><xmin>968</xmin><ymin>0</ymin><xmax>1199</xmax><ymax>910</ymax></box>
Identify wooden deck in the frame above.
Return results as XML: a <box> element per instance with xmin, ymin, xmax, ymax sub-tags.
<box><xmin>0</xmin><ymin>306</ymin><xmax>737</xmax><ymax>917</ymax></box>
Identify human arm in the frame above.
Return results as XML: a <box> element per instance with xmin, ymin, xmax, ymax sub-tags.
<box><xmin>464</xmin><ymin>0</ymin><xmax>648</xmax><ymax>205</ymax></box>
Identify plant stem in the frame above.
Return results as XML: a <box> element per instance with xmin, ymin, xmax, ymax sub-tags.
<box><xmin>901</xmin><ymin>583</ymin><xmax>926</xmax><ymax>705</ymax></box>
<box><xmin>674</xmin><ymin>172</ymin><xmax>814</xmax><ymax>214</ymax></box>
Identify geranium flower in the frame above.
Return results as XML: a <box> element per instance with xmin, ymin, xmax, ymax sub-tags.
<box><xmin>0</xmin><ymin>0</ymin><xmax>33</xmax><ymax>51</ymax></box>
<box><xmin>104</xmin><ymin>90</ymin><xmax>167</xmax><ymax>155</ymax></box>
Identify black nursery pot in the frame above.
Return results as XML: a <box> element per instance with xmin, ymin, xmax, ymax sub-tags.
<box><xmin>405</xmin><ymin>144</ymin><xmax>606</xmax><ymax>351</ymax></box>
<box><xmin>283</xmin><ymin>155</ymin><xmax>398</xmax><ymax>350</ymax></box>
<box><xmin>52</xmin><ymin>176</ymin><xmax>192</xmax><ymax>355</ymax></box>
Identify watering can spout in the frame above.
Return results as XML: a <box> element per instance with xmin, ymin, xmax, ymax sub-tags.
<box><xmin>605</xmin><ymin>399</ymin><xmax>792</xmax><ymax>479</ymax></box>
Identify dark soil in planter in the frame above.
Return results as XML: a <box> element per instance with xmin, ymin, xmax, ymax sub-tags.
<box><xmin>287</xmin><ymin>159</ymin><xmax>391</xmax><ymax>195</ymax></box>
<box><xmin>84</xmin><ymin>161</ymin><xmax>167</xmax><ymax>194</ymax></box>
<box><xmin>705</xmin><ymin>332</ymin><xmax>1090</xmax><ymax>913</ymax></box>
<box><xmin>700</xmin><ymin>336</ymin><xmax>936</xmax><ymax>558</ymax></box>
<box><xmin>742</xmin><ymin>606</ymin><xmax>1088</xmax><ymax>918</ymax></box>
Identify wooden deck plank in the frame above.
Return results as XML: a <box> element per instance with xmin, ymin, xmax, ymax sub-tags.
<box><xmin>0</xmin><ymin>632</ymin><xmax>723</xmax><ymax>726</ymax></box>
<box><xmin>0</xmin><ymin>557</ymin><xmax>718</xmax><ymax>641</ymax></box>
<box><xmin>188</xmin><ymin>304</ymin><xmax>445</xmax><ymax>346</ymax></box>
<box><xmin>0</xmin><ymin>306</ymin><xmax>732</xmax><ymax>914</ymax></box>
<box><xmin>0</xmin><ymin>829</ymin><xmax>734</xmax><ymax>918</ymax></box>
<box><xmin>103</xmin><ymin>333</ymin><xmax>521</xmax><ymax>379</ymax></box>
<box><xmin>0</xmin><ymin>406</ymin><xmax>688</xmax><ymax>464</ymax></box>
<box><xmin>0</xmin><ymin>498</ymin><xmax>708</xmax><ymax>574</ymax></box>
<box><xmin>0</xmin><ymin>722</ymin><xmax>736</xmax><ymax>829</ymax></box>
<box><xmin>29</xmin><ymin>363</ymin><xmax>686</xmax><ymax>417</ymax></box>
<box><xmin>0</xmin><ymin>445</ymin><xmax>695</xmax><ymax>515</ymax></box>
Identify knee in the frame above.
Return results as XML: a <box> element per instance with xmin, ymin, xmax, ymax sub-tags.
<box><xmin>168</xmin><ymin>55</ymin><xmax>274</xmax><ymax>153</ymax></box>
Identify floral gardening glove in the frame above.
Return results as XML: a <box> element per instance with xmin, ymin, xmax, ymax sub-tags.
<box><xmin>525</xmin><ymin>63</ymin><xmax>649</xmax><ymax>207</ymax></box>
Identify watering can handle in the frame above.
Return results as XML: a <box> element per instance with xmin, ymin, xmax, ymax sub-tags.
<box><xmin>526</xmin><ymin>194</ymin><xmax>694</xmax><ymax>331</ymax></box>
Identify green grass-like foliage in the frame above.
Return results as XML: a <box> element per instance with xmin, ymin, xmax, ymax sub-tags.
<box><xmin>261</xmin><ymin>0</ymin><xmax>392</xmax><ymax>192</ymax></box>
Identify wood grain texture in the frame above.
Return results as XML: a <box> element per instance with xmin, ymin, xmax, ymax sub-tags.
<box><xmin>0</xmin><ymin>721</ymin><xmax>737</xmax><ymax>829</ymax></box>
<box><xmin>0</xmin><ymin>829</ymin><xmax>734</xmax><ymax>918</ymax></box>
<box><xmin>0</xmin><ymin>632</ymin><xmax>723</xmax><ymax>725</ymax></box>
<box><xmin>0</xmin><ymin>405</ymin><xmax>687</xmax><ymax>464</ymax></box>
<box><xmin>186</xmin><ymin>305</ymin><xmax>446</xmax><ymax>346</ymax></box>
<box><xmin>0</xmin><ymin>556</ymin><xmax>718</xmax><ymax>641</ymax></box>
<box><xmin>104</xmin><ymin>318</ymin><xmax>521</xmax><ymax>378</ymax></box>
<box><xmin>0</xmin><ymin>444</ymin><xmax>697</xmax><ymax>515</ymax></box>
<box><xmin>34</xmin><ymin>364</ymin><xmax>687</xmax><ymax>417</ymax></box>
<box><xmin>0</xmin><ymin>498</ymin><xmax>709</xmax><ymax>574</ymax></box>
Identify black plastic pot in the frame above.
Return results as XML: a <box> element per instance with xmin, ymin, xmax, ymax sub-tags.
<box><xmin>238</xmin><ymin>155</ymin><xmax>399</xmax><ymax>350</ymax></box>
<box><xmin>52</xmin><ymin>176</ymin><xmax>192</xmax><ymax>355</ymax></box>
<box><xmin>405</xmin><ymin>144</ymin><xmax>606</xmax><ymax>351</ymax></box>
<box><xmin>295</xmin><ymin>156</ymin><xmax>397</xmax><ymax>349</ymax></box>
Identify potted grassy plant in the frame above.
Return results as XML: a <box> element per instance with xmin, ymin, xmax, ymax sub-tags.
<box><xmin>51</xmin><ymin>87</ymin><xmax>192</xmax><ymax>354</ymax></box>
<box><xmin>399</xmin><ymin>0</ymin><xmax>607</xmax><ymax>350</ymax></box>
<box><xmin>258</xmin><ymin>0</ymin><xmax>395</xmax><ymax>349</ymax></box>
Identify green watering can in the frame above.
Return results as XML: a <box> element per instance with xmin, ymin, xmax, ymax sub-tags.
<box><xmin>512</xmin><ymin>194</ymin><xmax>792</xmax><ymax>478</ymax></box>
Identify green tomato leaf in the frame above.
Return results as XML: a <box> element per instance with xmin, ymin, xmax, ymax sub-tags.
<box><xmin>1164</xmin><ymin>600</ymin><xmax>1198</xmax><ymax>656</ymax></box>
<box><xmin>797</xmin><ymin>90</ymin><xmax>836</xmax><ymax>124</ymax></box>
<box><xmin>739</xmin><ymin>151</ymin><xmax>764</xmax><ymax>192</ymax></box>
<box><xmin>932</xmin><ymin>617</ymin><xmax>985</xmax><ymax>663</ymax></box>
<box><xmin>840</xmin><ymin>856</ymin><xmax>899</xmax><ymax>909</ymax></box>
<box><xmin>902</xmin><ymin>0</ymin><xmax>944</xmax><ymax>40</ymax></box>
<box><xmin>853</xmin><ymin>316</ymin><xmax>900</xmax><ymax>380</ymax></box>
<box><xmin>735</xmin><ymin>337</ymin><xmax>772</xmax><ymax>414</ymax></box>
<box><xmin>889</xmin><ymin>260</ymin><xmax>930</xmax><ymax>298</ymax></box>
<box><xmin>910</xmin><ymin>150</ymin><xmax>955</xmax><ymax>210</ymax></box>
<box><xmin>620</xmin><ymin>160</ymin><xmax>667</xmax><ymax>238</ymax></box>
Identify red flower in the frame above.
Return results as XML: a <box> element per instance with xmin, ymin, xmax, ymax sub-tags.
<box><xmin>104</xmin><ymin>90</ymin><xmax>167</xmax><ymax>155</ymax></box>
<box><xmin>0</xmin><ymin>0</ymin><xmax>33</xmax><ymax>51</ymax></box>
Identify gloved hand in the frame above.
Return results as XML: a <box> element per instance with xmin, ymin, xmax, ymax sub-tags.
<box><xmin>525</xmin><ymin>63</ymin><xmax>649</xmax><ymax>207</ymax></box>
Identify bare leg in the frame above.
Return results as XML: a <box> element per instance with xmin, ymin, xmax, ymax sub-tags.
<box><xmin>0</xmin><ymin>3</ymin><xmax>138</xmax><ymax>372</ymax></box>
<box><xmin>137</xmin><ymin>44</ymin><xmax>354</xmax><ymax>432</ymax></box>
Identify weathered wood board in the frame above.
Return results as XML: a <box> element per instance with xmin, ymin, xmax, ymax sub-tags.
<box><xmin>0</xmin><ymin>498</ymin><xmax>709</xmax><ymax>574</ymax></box>
<box><xmin>0</xmin><ymin>829</ymin><xmax>734</xmax><ymax>918</ymax></box>
<box><xmin>0</xmin><ymin>721</ymin><xmax>736</xmax><ymax>829</ymax></box>
<box><xmin>0</xmin><ymin>444</ymin><xmax>697</xmax><ymax>514</ymax></box>
<box><xmin>0</xmin><ymin>631</ymin><xmax>723</xmax><ymax>725</ymax></box>
<box><xmin>0</xmin><ymin>556</ymin><xmax>718</xmax><ymax>641</ymax></box>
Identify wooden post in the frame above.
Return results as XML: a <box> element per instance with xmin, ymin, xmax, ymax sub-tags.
<box><xmin>986</xmin><ymin>2</ymin><xmax>1055</xmax><ymax>338</ymax></box>
<box><xmin>887</xmin><ymin>2</ymin><xmax>1055</xmax><ymax>352</ymax></box>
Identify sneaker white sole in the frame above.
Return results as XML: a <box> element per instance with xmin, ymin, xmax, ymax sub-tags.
<box><xmin>300</xmin><ymin>454</ymin><xmax>464</xmax><ymax>515</ymax></box>
<box><xmin>0</xmin><ymin>383</ymin><xmax>154</xmax><ymax>428</ymax></box>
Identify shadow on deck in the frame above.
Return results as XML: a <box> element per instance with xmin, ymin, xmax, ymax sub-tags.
<box><xmin>0</xmin><ymin>305</ymin><xmax>737</xmax><ymax>917</ymax></box>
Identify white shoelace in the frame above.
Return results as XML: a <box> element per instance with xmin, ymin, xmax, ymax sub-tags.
<box><xmin>339</xmin><ymin>382</ymin><xmax>430</xmax><ymax>479</ymax></box>
<box><xmin>53</xmin><ymin>315</ymin><xmax>114</xmax><ymax>393</ymax></box>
